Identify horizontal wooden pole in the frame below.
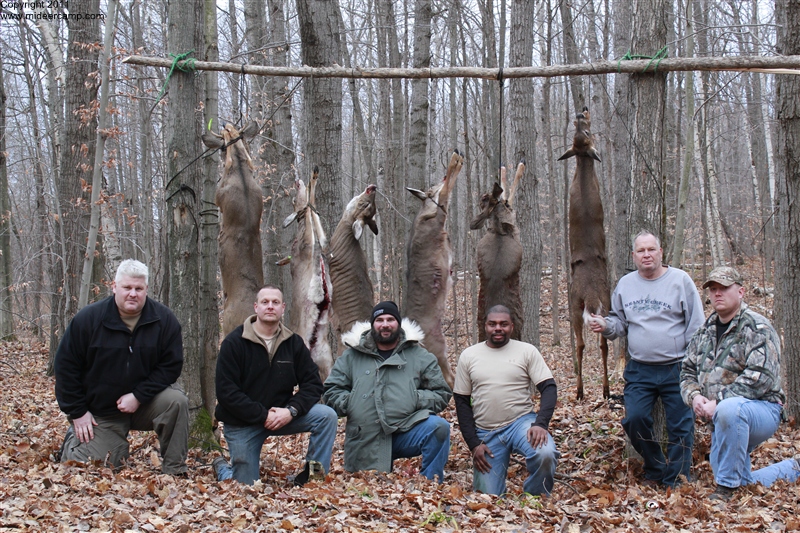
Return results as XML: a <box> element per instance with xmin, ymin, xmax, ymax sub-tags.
<box><xmin>122</xmin><ymin>54</ymin><xmax>800</xmax><ymax>79</ymax></box>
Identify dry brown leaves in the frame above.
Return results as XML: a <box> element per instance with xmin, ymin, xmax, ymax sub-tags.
<box><xmin>2</xmin><ymin>265</ymin><xmax>799</xmax><ymax>531</ymax></box>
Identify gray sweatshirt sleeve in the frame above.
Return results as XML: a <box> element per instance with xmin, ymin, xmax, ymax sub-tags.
<box><xmin>602</xmin><ymin>284</ymin><xmax>628</xmax><ymax>340</ymax></box>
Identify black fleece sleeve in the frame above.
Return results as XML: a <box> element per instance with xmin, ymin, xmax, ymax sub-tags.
<box><xmin>454</xmin><ymin>393</ymin><xmax>482</xmax><ymax>452</ymax></box>
<box><xmin>532</xmin><ymin>378</ymin><xmax>557</xmax><ymax>430</ymax></box>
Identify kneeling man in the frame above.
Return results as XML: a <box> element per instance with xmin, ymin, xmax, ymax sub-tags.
<box><xmin>454</xmin><ymin>305</ymin><xmax>559</xmax><ymax>496</ymax></box>
<box><xmin>214</xmin><ymin>286</ymin><xmax>337</xmax><ymax>485</ymax></box>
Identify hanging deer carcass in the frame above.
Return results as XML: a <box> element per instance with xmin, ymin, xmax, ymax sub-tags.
<box><xmin>404</xmin><ymin>149</ymin><xmax>463</xmax><ymax>389</ymax></box>
<box><xmin>470</xmin><ymin>161</ymin><xmax>524</xmax><ymax>341</ymax></box>
<box><xmin>201</xmin><ymin>122</ymin><xmax>264</xmax><ymax>335</ymax></box>
<box><xmin>559</xmin><ymin>107</ymin><xmax>611</xmax><ymax>400</ymax></box>
<box><xmin>329</xmin><ymin>184</ymin><xmax>378</xmax><ymax>347</ymax></box>
<box><xmin>281</xmin><ymin>167</ymin><xmax>334</xmax><ymax>380</ymax></box>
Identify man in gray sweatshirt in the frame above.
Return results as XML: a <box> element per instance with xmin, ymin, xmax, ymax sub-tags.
<box><xmin>590</xmin><ymin>231</ymin><xmax>704</xmax><ymax>487</ymax></box>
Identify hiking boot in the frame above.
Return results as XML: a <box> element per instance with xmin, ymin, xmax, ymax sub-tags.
<box><xmin>640</xmin><ymin>478</ymin><xmax>662</xmax><ymax>489</ymax></box>
<box><xmin>293</xmin><ymin>460</ymin><xmax>324</xmax><ymax>487</ymax></box>
<box><xmin>709</xmin><ymin>485</ymin><xmax>736</xmax><ymax>501</ymax></box>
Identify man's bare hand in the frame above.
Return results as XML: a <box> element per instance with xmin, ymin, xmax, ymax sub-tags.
<box><xmin>588</xmin><ymin>314</ymin><xmax>606</xmax><ymax>333</ymax></box>
<box><xmin>472</xmin><ymin>443</ymin><xmax>494</xmax><ymax>474</ymax></box>
<box><xmin>265</xmin><ymin>407</ymin><xmax>292</xmax><ymax>431</ymax></box>
<box><xmin>527</xmin><ymin>425</ymin><xmax>550</xmax><ymax>448</ymax></box>
<box><xmin>692</xmin><ymin>394</ymin><xmax>716</xmax><ymax>421</ymax></box>
<box><xmin>117</xmin><ymin>393</ymin><xmax>141</xmax><ymax>413</ymax></box>
<box><xmin>73</xmin><ymin>412</ymin><xmax>97</xmax><ymax>443</ymax></box>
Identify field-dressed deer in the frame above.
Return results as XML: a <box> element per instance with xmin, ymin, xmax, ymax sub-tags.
<box><xmin>470</xmin><ymin>161</ymin><xmax>524</xmax><ymax>341</ymax></box>
<box><xmin>404</xmin><ymin>149</ymin><xmax>463</xmax><ymax>388</ymax></box>
<box><xmin>329</xmin><ymin>184</ymin><xmax>378</xmax><ymax>347</ymax></box>
<box><xmin>201</xmin><ymin>122</ymin><xmax>264</xmax><ymax>335</ymax></box>
<box><xmin>281</xmin><ymin>168</ymin><xmax>334</xmax><ymax>380</ymax></box>
<box><xmin>559</xmin><ymin>107</ymin><xmax>611</xmax><ymax>400</ymax></box>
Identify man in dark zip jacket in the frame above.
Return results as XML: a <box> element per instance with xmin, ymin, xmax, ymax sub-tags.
<box><xmin>213</xmin><ymin>285</ymin><xmax>338</xmax><ymax>486</ymax></box>
<box><xmin>54</xmin><ymin>259</ymin><xmax>188</xmax><ymax>474</ymax></box>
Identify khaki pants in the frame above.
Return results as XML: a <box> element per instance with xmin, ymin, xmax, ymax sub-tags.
<box><xmin>60</xmin><ymin>384</ymin><xmax>189</xmax><ymax>474</ymax></box>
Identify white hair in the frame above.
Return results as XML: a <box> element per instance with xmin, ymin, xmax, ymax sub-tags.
<box><xmin>115</xmin><ymin>259</ymin><xmax>149</xmax><ymax>285</ymax></box>
<box><xmin>632</xmin><ymin>230</ymin><xmax>660</xmax><ymax>251</ymax></box>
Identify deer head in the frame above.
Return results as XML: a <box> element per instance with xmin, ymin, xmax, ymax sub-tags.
<box><xmin>346</xmin><ymin>184</ymin><xmax>378</xmax><ymax>240</ymax></box>
<box><xmin>407</xmin><ymin>149</ymin><xmax>463</xmax><ymax>221</ymax></box>
<box><xmin>558</xmin><ymin>107</ymin><xmax>601</xmax><ymax>162</ymax></box>
<box><xmin>469</xmin><ymin>160</ymin><xmax>524</xmax><ymax>235</ymax></box>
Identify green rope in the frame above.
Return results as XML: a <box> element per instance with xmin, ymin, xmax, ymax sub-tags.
<box><xmin>616</xmin><ymin>46</ymin><xmax>669</xmax><ymax>73</ymax></box>
<box><xmin>155</xmin><ymin>50</ymin><xmax>198</xmax><ymax>103</ymax></box>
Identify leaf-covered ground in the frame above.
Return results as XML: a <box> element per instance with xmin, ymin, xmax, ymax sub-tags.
<box><xmin>2</xmin><ymin>267</ymin><xmax>799</xmax><ymax>532</ymax></box>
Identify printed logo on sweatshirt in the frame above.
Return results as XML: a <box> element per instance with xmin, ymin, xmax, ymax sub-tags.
<box><xmin>625</xmin><ymin>295</ymin><xmax>672</xmax><ymax>313</ymax></box>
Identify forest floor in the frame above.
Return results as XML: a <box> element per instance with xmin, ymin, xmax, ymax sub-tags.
<box><xmin>2</xmin><ymin>261</ymin><xmax>799</xmax><ymax>532</ymax></box>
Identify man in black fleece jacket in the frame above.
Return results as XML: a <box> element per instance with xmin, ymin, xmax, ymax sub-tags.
<box><xmin>213</xmin><ymin>285</ymin><xmax>337</xmax><ymax>485</ymax></box>
<box><xmin>54</xmin><ymin>259</ymin><xmax>188</xmax><ymax>474</ymax></box>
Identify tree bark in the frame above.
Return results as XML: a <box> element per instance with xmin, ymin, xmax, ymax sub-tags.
<box><xmin>0</xmin><ymin>53</ymin><xmax>12</xmax><ymax>339</ymax></box>
<box><xmin>79</xmin><ymin>0</ymin><xmax>117</xmax><ymax>310</ymax></box>
<box><xmin>166</xmin><ymin>0</ymin><xmax>206</xmax><ymax>424</ymax></box>
<box><xmin>295</xmin><ymin>0</ymin><xmax>343</xmax><ymax>235</ymax></box>
<box><xmin>776</xmin><ymin>0</ymin><xmax>800</xmax><ymax>420</ymax></box>
<box><xmin>671</xmin><ymin>0</ymin><xmax>695</xmax><ymax>268</ymax></box>
<box><xmin>55</xmin><ymin>0</ymin><xmax>101</xmax><ymax>345</ymax></box>
<box><xmin>200</xmin><ymin>0</ymin><xmax>221</xmax><ymax>424</ymax></box>
<box><xmin>510</xmin><ymin>0</ymin><xmax>540</xmax><ymax>345</ymax></box>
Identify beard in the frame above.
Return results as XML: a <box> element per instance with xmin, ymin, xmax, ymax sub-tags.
<box><xmin>371</xmin><ymin>326</ymin><xmax>400</xmax><ymax>346</ymax></box>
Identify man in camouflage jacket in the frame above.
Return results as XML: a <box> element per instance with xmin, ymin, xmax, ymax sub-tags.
<box><xmin>680</xmin><ymin>266</ymin><xmax>799</xmax><ymax>501</ymax></box>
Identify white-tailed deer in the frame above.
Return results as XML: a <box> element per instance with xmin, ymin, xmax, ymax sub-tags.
<box><xmin>281</xmin><ymin>167</ymin><xmax>334</xmax><ymax>380</ymax></box>
<box><xmin>329</xmin><ymin>184</ymin><xmax>378</xmax><ymax>348</ymax></box>
<box><xmin>201</xmin><ymin>122</ymin><xmax>264</xmax><ymax>335</ymax></box>
<box><xmin>559</xmin><ymin>107</ymin><xmax>611</xmax><ymax>400</ymax></box>
<box><xmin>404</xmin><ymin>149</ymin><xmax>463</xmax><ymax>388</ymax></box>
<box><xmin>470</xmin><ymin>161</ymin><xmax>524</xmax><ymax>341</ymax></box>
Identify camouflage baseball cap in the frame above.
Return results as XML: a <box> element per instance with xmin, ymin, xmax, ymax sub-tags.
<box><xmin>702</xmin><ymin>266</ymin><xmax>743</xmax><ymax>289</ymax></box>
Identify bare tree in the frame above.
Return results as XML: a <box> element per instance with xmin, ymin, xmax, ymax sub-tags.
<box><xmin>295</xmin><ymin>0</ymin><xmax>344</xmax><ymax>232</ymax></box>
<box><xmin>53</xmin><ymin>0</ymin><xmax>101</xmax><ymax>354</ymax></box>
<box><xmin>166</xmin><ymin>0</ymin><xmax>206</xmax><ymax>423</ymax></box>
<box><xmin>509</xmin><ymin>0</ymin><xmax>541</xmax><ymax>345</ymax></box>
<box><xmin>776</xmin><ymin>0</ymin><xmax>800</xmax><ymax>419</ymax></box>
<box><xmin>0</xmin><ymin>52</ymin><xmax>11</xmax><ymax>339</ymax></box>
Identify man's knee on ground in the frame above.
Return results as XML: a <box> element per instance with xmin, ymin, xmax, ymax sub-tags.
<box><xmin>432</xmin><ymin>418</ymin><xmax>450</xmax><ymax>443</ymax></box>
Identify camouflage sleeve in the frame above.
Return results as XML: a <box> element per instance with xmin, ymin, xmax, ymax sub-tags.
<box><xmin>680</xmin><ymin>331</ymin><xmax>703</xmax><ymax>406</ymax></box>
<box><xmin>720</xmin><ymin>320</ymin><xmax>781</xmax><ymax>401</ymax></box>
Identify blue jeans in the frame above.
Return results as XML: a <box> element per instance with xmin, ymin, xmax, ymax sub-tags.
<box><xmin>712</xmin><ymin>397</ymin><xmax>800</xmax><ymax>488</ymax></box>
<box><xmin>623</xmin><ymin>360</ymin><xmax>694</xmax><ymax>486</ymax></box>
<box><xmin>217</xmin><ymin>404</ymin><xmax>338</xmax><ymax>484</ymax></box>
<box><xmin>473</xmin><ymin>413</ymin><xmax>559</xmax><ymax>496</ymax></box>
<box><xmin>392</xmin><ymin>415</ymin><xmax>450</xmax><ymax>482</ymax></box>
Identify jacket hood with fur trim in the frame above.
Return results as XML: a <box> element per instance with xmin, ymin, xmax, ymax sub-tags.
<box><xmin>341</xmin><ymin>318</ymin><xmax>425</xmax><ymax>351</ymax></box>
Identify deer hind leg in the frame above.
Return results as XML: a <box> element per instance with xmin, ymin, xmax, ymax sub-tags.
<box><xmin>574</xmin><ymin>319</ymin><xmax>586</xmax><ymax>401</ymax></box>
<box><xmin>600</xmin><ymin>336</ymin><xmax>610</xmax><ymax>399</ymax></box>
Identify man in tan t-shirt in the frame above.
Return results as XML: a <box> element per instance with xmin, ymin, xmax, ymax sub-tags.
<box><xmin>454</xmin><ymin>305</ymin><xmax>559</xmax><ymax>496</ymax></box>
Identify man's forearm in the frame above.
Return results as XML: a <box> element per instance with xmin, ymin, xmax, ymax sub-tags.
<box><xmin>454</xmin><ymin>393</ymin><xmax>481</xmax><ymax>451</ymax></box>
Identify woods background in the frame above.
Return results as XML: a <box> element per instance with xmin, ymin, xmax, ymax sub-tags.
<box><xmin>1</xmin><ymin>0</ymin><xmax>800</xmax><ymax>427</ymax></box>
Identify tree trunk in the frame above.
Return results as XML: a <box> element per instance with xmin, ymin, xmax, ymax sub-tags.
<box><xmin>0</xmin><ymin>53</ymin><xmax>11</xmax><ymax>339</ymax></box>
<box><xmin>776</xmin><ymin>0</ymin><xmax>800</xmax><ymax>420</ymax></box>
<box><xmin>610</xmin><ymin>0</ymin><xmax>632</xmax><ymax>278</ymax></box>
<box><xmin>510</xmin><ymin>0</ymin><xmax>540</xmax><ymax>345</ymax></box>
<box><xmin>199</xmin><ymin>0</ymin><xmax>221</xmax><ymax>428</ymax></box>
<box><xmin>79</xmin><ymin>0</ymin><xmax>117</xmax><ymax>310</ymax></box>
<box><xmin>54</xmin><ymin>0</ymin><xmax>101</xmax><ymax>352</ymax></box>
<box><xmin>541</xmin><ymin>0</ymin><xmax>560</xmax><ymax>345</ymax></box>
<box><xmin>295</xmin><ymin>0</ymin><xmax>343</xmax><ymax>234</ymax></box>
<box><xmin>166</xmin><ymin>0</ymin><xmax>205</xmax><ymax>424</ymax></box>
<box><xmin>671</xmin><ymin>0</ymin><xmax>695</xmax><ymax>268</ymax></box>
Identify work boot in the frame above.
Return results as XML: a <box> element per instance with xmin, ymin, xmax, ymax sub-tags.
<box><xmin>293</xmin><ymin>460</ymin><xmax>324</xmax><ymax>486</ymax></box>
<box><xmin>709</xmin><ymin>485</ymin><xmax>736</xmax><ymax>501</ymax></box>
